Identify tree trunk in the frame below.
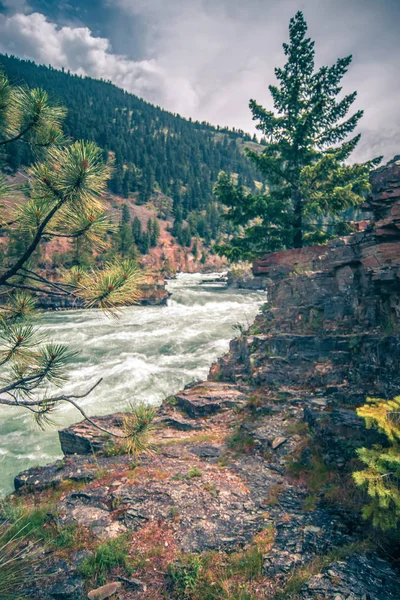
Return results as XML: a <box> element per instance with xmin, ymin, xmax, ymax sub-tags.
<box><xmin>293</xmin><ymin>192</ymin><xmax>303</xmax><ymax>248</ymax></box>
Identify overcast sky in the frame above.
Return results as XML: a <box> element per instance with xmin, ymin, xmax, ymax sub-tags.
<box><xmin>0</xmin><ymin>0</ymin><xmax>398</xmax><ymax>162</ymax></box>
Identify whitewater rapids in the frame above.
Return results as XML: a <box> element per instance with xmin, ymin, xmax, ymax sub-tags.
<box><xmin>0</xmin><ymin>273</ymin><xmax>264</xmax><ymax>495</ymax></box>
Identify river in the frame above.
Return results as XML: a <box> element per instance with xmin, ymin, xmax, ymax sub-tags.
<box><xmin>0</xmin><ymin>273</ymin><xmax>264</xmax><ymax>496</ymax></box>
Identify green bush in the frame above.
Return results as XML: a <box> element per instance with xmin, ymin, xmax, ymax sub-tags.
<box><xmin>187</xmin><ymin>467</ymin><xmax>203</xmax><ymax>479</ymax></box>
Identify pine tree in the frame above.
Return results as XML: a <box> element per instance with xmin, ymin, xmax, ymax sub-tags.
<box><xmin>132</xmin><ymin>216</ymin><xmax>142</xmax><ymax>245</ymax></box>
<box><xmin>0</xmin><ymin>70</ymin><xmax>143</xmax><ymax>432</ymax></box>
<box><xmin>147</xmin><ymin>218</ymin><xmax>154</xmax><ymax>246</ymax></box>
<box><xmin>141</xmin><ymin>228</ymin><xmax>150</xmax><ymax>254</ymax></box>
<box><xmin>118</xmin><ymin>204</ymin><xmax>134</xmax><ymax>255</ymax></box>
<box><xmin>122</xmin><ymin>170</ymin><xmax>130</xmax><ymax>198</ymax></box>
<box><xmin>353</xmin><ymin>396</ymin><xmax>400</xmax><ymax>530</ymax></box>
<box><xmin>150</xmin><ymin>218</ymin><xmax>160</xmax><ymax>247</ymax></box>
<box><xmin>172</xmin><ymin>222</ymin><xmax>183</xmax><ymax>244</ymax></box>
<box><xmin>214</xmin><ymin>11</ymin><xmax>381</xmax><ymax>260</ymax></box>
<box><xmin>121</xmin><ymin>203</ymin><xmax>130</xmax><ymax>224</ymax></box>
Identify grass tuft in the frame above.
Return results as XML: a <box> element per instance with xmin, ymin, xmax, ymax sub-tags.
<box><xmin>168</xmin><ymin>554</ymin><xmax>203</xmax><ymax>598</ymax></box>
<box><xmin>187</xmin><ymin>467</ymin><xmax>203</xmax><ymax>479</ymax></box>
<box><xmin>226</xmin><ymin>428</ymin><xmax>255</xmax><ymax>454</ymax></box>
<box><xmin>0</xmin><ymin>521</ymin><xmax>42</xmax><ymax>599</ymax></box>
<box><xmin>79</xmin><ymin>535</ymin><xmax>132</xmax><ymax>585</ymax></box>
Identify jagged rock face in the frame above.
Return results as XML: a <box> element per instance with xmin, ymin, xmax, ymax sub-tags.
<box><xmin>208</xmin><ymin>156</ymin><xmax>400</xmax><ymax>486</ymax></box>
<box><xmin>367</xmin><ymin>155</ymin><xmax>400</xmax><ymax>223</ymax></box>
<box><xmin>59</xmin><ymin>414</ymin><xmax>126</xmax><ymax>455</ymax></box>
<box><xmin>303</xmin><ymin>405</ymin><xmax>387</xmax><ymax>469</ymax></box>
<box><xmin>212</xmin><ymin>157</ymin><xmax>400</xmax><ymax>401</ymax></box>
<box><xmin>212</xmin><ymin>331</ymin><xmax>400</xmax><ymax>402</ymax></box>
<box><xmin>252</xmin><ymin>157</ymin><xmax>400</xmax><ymax>334</ymax></box>
<box><xmin>174</xmin><ymin>381</ymin><xmax>247</xmax><ymax>417</ymax></box>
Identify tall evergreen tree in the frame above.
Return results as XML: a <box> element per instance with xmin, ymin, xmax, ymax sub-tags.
<box><xmin>121</xmin><ymin>203</ymin><xmax>130</xmax><ymax>224</ymax></box>
<box><xmin>192</xmin><ymin>238</ymin><xmax>198</xmax><ymax>260</ymax></box>
<box><xmin>142</xmin><ymin>228</ymin><xmax>151</xmax><ymax>254</ymax></box>
<box><xmin>215</xmin><ymin>11</ymin><xmax>381</xmax><ymax>260</ymax></box>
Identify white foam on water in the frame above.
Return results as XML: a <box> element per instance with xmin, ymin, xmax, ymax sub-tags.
<box><xmin>0</xmin><ymin>273</ymin><xmax>264</xmax><ymax>496</ymax></box>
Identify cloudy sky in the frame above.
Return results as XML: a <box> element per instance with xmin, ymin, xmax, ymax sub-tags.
<box><xmin>0</xmin><ymin>0</ymin><xmax>398</xmax><ymax>161</ymax></box>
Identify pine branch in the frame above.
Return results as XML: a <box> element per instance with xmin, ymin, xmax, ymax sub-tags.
<box><xmin>46</xmin><ymin>230</ymin><xmax>88</xmax><ymax>238</ymax></box>
<box><xmin>0</xmin><ymin>372</ymin><xmax>49</xmax><ymax>395</ymax></box>
<box><xmin>2</xmin><ymin>282</ymin><xmax>69</xmax><ymax>297</ymax></box>
<box><xmin>0</xmin><ymin>122</ymin><xmax>37</xmax><ymax>146</ymax></box>
<box><xmin>0</xmin><ymin>196</ymin><xmax>63</xmax><ymax>286</ymax></box>
<box><xmin>20</xmin><ymin>268</ymin><xmax>75</xmax><ymax>295</ymax></box>
<box><xmin>0</xmin><ymin>378</ymin><xmax>102</xmax><ymax>405</ymax></box>
<box><xmin>0</xmin><ymin>379</ymin><xmax>132</xmax><ymax>439</ymax></box>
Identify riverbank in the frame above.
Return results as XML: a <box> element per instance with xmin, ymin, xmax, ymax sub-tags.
<box><xmin>3</xmin><ymin>157</ymin><xmax>400</xmax><ymax>598</ymax></box>
<box><xmin>0</xmin><ymin>274</ymin><xmax>264</xmax><ymax>496</ymax></box>
<box><xmin>12</xmin><ymin>374</ymin><xmax>400</xmax><ymax>599</ymax></box>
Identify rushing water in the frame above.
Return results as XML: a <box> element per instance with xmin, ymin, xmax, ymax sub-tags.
<box><xmin>0</xmin><ymin>273</ymin><xmax>264</xmax><ymax>496</ymax></box>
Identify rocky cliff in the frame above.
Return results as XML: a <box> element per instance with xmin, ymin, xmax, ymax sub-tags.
<box><xmin>5</xmin><ymin>158</ymin><xmax>400</xmax><ymax>600</ymax></box>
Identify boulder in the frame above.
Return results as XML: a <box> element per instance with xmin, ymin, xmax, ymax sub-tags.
<box><xmin>59</xmin><ymin>414</ymin><xmax>125</xmax><ymax>455</ymax></box>
<box><xmin>175</xmin><ymin>381</ymin><xmax>247</xmax><ymax>417</ymax></box>
<box><xmin>87</xmin><ymin>582</ymin><xmax>122</xmax><ymax>600</ymax></box>
<box><xmin>14</xmin><ymin>459</ymin><xmax>95</xmax><ymax>492</ymax></box>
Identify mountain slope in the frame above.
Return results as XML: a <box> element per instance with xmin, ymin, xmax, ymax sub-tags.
<box><xmin>0</xmin><ymin>54</ymin><xmax>259</xmax><ymax>216</ymax></box>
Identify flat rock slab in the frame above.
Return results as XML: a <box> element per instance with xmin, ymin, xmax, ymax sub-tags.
<box><xmin>59</xmin><ymin>413</ymin><xmax>125</xmax><ymax>455</ymax></box>
<box><xmin>14</xmin><ymin>455</ymin><xmax>132</xmax><ymax>493</ymax></box>
<box><xmin>57</xmin><ymin>383</ymin><xmax>247</xmax><ymax>459</ymax></box>
<box><xmin>55</xmin><ymin>452</ymin><xmax>276</xmax><ymax>552</ymax></box>
<box><xmin>47</xmin><ymin>577</ymin><xmax>84</xmax><ymax>600</ymax></box>
<box><xmin>175</xmin><ymin>381</ymin><xmax>248</xmax><ymax>417</ymax></box>
<box><xmin>14</xmin><ymin>459</ymin><xmax>96</xmax><ymax>492</ymax></box>
<box><xmin>271</xmin><ymin>436</ymin><xmax>288</xmax><ymax>449</ymax></box>
<box><xmin>155</xmin><ymin>413</ymin><xmax>203</xmax><ymax>431</ymax></box>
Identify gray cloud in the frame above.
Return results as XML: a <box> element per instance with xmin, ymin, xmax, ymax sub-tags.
<box><xmin>115</xmin><ymin>0</ymin><xmax>400</xmax><ymax>161</ymax></box>
<box><xmin>0</xmin><ymin>0</ymin><xmax>399</xmax><ymax>161</ymax></box>
<box><xmin>0</xmin><ymin>11</ymin><xmax>197</xmax><ymax>112</ymax></box>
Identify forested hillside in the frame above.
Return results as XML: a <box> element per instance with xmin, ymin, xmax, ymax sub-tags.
<box><xmin>0</xmin><ymin>54</ymin><xmax>259</xmax><ymax>217</ymax></box>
